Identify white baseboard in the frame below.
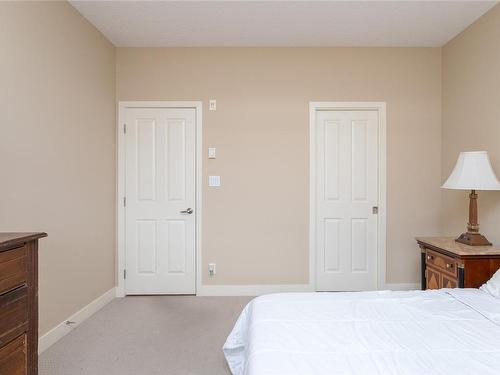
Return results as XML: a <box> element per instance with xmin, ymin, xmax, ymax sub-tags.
<box><xmin>116</xmin><ymin>286</ymin><xmax>125</xmax><ymax>298</ymax></box>
<box><xmin>197</xmin><ymin>283</ymin><xmax>420</xmax><ymax>296</ymax></box>
<box><xmin>38</xmin><ymin>287</ymin><xmax>116</xmax><ymax>354</ymax></box>
<box><xmin>197</xmin><ymin>284</ymin><xmax>313</xmax><ymax>296</ymax></box>
<box><xmin>381</xmin><ymin>283</ymin><xmax>420</xmax><ymax>291</ymax></box>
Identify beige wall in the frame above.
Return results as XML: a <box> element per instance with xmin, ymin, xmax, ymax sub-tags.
<box><xmin>0</xmin><ymin>2</ymin><xmax>116</xmax><ymax>335</ymax></box>
<box><xmin>442</xmin><ymin>4</ymin><xmax>500</xmax><ymax>245</ymax></box>
<box><xmin>2</xmin><ymin>0</ymin><xmax>497</xmax><ymax>339</ymax></box>
<box><xmin>117</xmin><ymin>47</ymin><xmax>442</xmax><ymax>285</ymax></box>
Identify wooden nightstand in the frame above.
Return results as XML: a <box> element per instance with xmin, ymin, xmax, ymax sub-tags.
<box><xmin>416</xmin><ymin>237</ymin><xmax>500</xmax><ymax>290</ymax></box>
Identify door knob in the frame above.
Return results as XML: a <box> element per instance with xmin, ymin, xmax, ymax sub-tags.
<box><xmin>180</xmin><ymin>208</ymin><xmax>193</xmax><ymax>214</ymax></box>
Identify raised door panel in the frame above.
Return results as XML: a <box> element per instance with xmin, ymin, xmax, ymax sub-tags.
<box><xmin>136</xmin><ymin>220</ymin><xmax>157</xmax><ymax>274</ymax></box>
<box><xmin>351</xmin><ymin>120</ymin><xmax>368</xmax><ymax>201</ymax></box>
<box><xmin>324</xmin><ymin>120</ymin><xmax>340</xmax><ymax>201</ymax></box>
<box><xmin>136</xmin><ymin>119</ymin><xmax>157</xmax><ymax>201</ymax></box>
<box><xmin>166</xmin><ymin>119</ymin><xmax>186</xmax><ymax>201</ymax></box>
<box><xmin>324</xmin><ymin>219</ymin><xmax>341</xmax><ymax>272</ymax></box>
<box><xmin>351</xmin><ymin>219</ymin><xmax>368</xmax><ymax>272</ymax></box>
<box><xmin>160</xmin><ymin>220</ymin><xmax>187</xmax><ymax>274</ymax></box>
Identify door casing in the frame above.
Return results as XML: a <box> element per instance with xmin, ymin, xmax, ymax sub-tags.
<box><xmin>309</xmin><ymin>102</ymin><xmax>387</xmax><ymax>291</ymax></box>
<box><xmin>117</xmin><ymin>101</ymin><xmax>203</xmax><ymax>297</ymax></box>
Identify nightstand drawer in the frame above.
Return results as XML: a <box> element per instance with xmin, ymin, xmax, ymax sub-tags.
<box><xmin>426</xmin><ymin>249</ymin><xmax>457</xmax><ymax>277</ymax></box>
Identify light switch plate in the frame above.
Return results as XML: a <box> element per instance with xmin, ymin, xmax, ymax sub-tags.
<box><xmin>209</xmin><ymin>99</ymin><xmax>216</xmax><ymax>111</ymax></box>
<box><xmin>208</xmin><ymin>263</ymin><xmax>216</xmax><ymax>276</ymax></box>
<box><xmin>208</xmin><ymin>147</ymin><xmax>216</xmax><ymax>159</ymax></box>
<box><xmin>208</xmin><ymin>175</ymin><xmax>221</xmax><ymax>187</ymax></box>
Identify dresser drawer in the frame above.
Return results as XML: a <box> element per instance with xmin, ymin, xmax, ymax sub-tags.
<box><xmin>0</xmin><ymin>246</ymin><xmax>27</xmax><ymax>295</ymax></box>
<box><xmin>426</xmin><ymin>249</ymin><xmax>457</xmax><ymax>277</ymax></box>
<box><xmin>0</xmin><ymin>334</ymin><xmax>27</xmax><ymax>375</ymax></box>
<box><xmin>0</xmin><ymin>286</ymin><xmax>28</xmax><ymax>347</ymax></box>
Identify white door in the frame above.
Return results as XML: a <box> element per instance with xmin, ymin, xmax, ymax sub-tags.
<box><xmin>315</xmin><ymin>110</ymin><xmax>379</xmax><ymax>291</ymax></box>
<box><xmin>125</xmin><ymin>107</ymin><xmax>196</xmax><ymax>294</ymax></box>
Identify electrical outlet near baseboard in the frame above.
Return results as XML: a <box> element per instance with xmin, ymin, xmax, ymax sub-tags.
<box><xmin>208</xmin><ymin>263</ymin><xmax>216</xmax><ymax>276</ymax></box>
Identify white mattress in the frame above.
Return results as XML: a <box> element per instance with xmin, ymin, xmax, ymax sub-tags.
<box><xmin>223</xmin><ymin>289</ymin><xmax>500</xmax><ymax>375</ymax></box>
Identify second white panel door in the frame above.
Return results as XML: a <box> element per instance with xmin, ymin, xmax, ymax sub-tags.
<box><xmin>316</xmin><ymin>110</ymin><xmax>379</xmax><ymax>291</ymax></box>
<box><xmin>125</xmin><ymin>107</ymin><xmax>196</xmax><ymax>294</ymax></box>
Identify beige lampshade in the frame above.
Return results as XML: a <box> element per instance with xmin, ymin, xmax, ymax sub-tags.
<box><xmin>442</xmin><ymin>151</ymin><xmax>500</xmax><ymax>190</ymax></box>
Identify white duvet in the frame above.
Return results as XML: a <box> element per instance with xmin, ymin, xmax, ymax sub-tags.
<box><xmin>223</xmin><ymin>289</ymin><xmax>500</xmax><ymax>375</ymax></box>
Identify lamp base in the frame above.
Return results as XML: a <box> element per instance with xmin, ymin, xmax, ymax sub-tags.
<box><xmin>455</xmin><ymin>232</ymin><xmax>492</xmax><ymax>246</ymax></box>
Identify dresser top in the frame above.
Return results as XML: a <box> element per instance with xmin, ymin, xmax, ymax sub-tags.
<box><xmin>416</xmin><ymin>236</ymin><xmax>500</xmax><ymax>256</ymax></box>
<box><xmin>0</xmin><ymin>232</ymin><xmax>47</xmax><ymax>250</ymax></box>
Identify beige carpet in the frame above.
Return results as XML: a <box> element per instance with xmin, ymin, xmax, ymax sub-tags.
<box><xmin>39</xmin><ymin>296</ymin><xmax>252</xmax><ymax>375</ymax></box>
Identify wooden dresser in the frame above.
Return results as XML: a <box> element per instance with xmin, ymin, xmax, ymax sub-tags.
<box><xmin>0</xmin><ymin>233</ymin><xmax>46</xmax><ymax>375</ymax></box>
<box><xmin>417</xmin><ymin>237</ymin><xmax>500</xmax><ymax>290</ymax></box>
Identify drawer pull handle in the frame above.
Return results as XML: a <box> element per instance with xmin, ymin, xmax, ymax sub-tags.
<box><xmin>427</xmin><ymin>255</ymin><xmax>433</xmax><ymax>261</ymax></box>
<box><xmin>446</xmin><ymin>263</ymin><xmax>454</xmax><ymax>269</ymax></box>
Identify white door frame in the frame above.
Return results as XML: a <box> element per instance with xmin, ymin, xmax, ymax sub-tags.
<box><xmin>116</xmin><ymin>101</ymin><xmax>203</xmax><ymax>297</ymax></box>
<box><xmin>309</xmin><ymin>102</ymin><xmax>387</xmax><ymax>291</ymax></box>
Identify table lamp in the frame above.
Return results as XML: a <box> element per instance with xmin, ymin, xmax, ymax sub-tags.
<box><xmin>442</xmin><ymin>151</ymin><xmax>500</xmax><ymax>246</ymax></box>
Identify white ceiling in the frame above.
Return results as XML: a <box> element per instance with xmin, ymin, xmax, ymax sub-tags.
<box><xmin>70</xmin><ymin>1</ymin><xmax>497</xmax><ymax>47</ymax></box>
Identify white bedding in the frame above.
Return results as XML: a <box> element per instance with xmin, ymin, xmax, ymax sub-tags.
<box><xmin>223</xmin><ymin>289</ymin><xmax>500</xmax><ymax>375</ymax></box>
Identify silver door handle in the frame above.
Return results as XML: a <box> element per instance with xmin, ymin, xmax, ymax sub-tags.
<box><xmin>180</xmin><ymin>208</ymin><xmax>193</xmax><ymax>214</ymax></box>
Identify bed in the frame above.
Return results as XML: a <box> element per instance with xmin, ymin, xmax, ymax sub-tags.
<box><xmin>223</xmin><ymin>288</ymin><xmax>500</xmax><ymax>375</ymax></box>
